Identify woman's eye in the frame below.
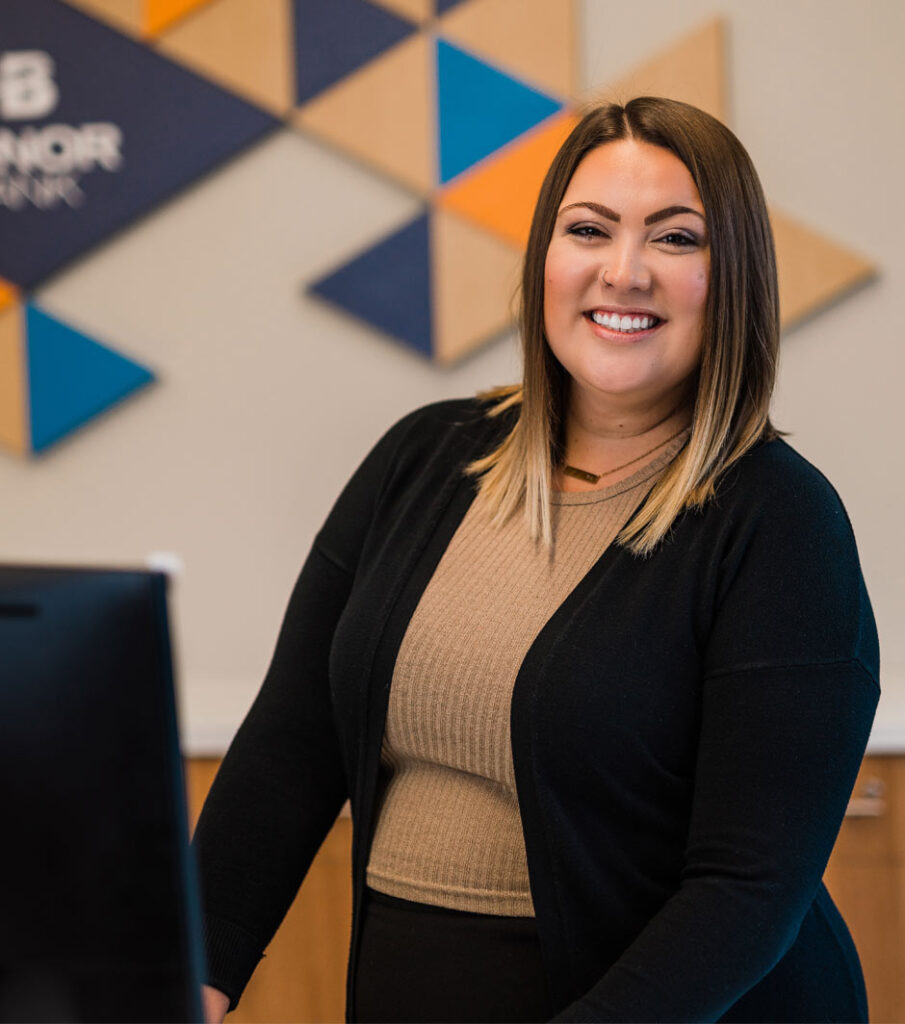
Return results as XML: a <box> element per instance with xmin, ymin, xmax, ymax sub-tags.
<box><xmin>567</xmin><ymin>224</ymin><xmax>606</xmax><ymax>239</ymax></box>
<box><xmin>657</xmin><ymin>231</ymin><xmax>698</xmax><ymax>248</ymax></box>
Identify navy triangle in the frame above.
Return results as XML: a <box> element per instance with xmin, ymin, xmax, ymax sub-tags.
<box><xmin>294</xmin><ymin>0</ymin><xmax>417</xmax><ymax>106</ymax></box>
<box><xmin>436</xmin><ymin>0</ymin><xmax>469</xmax><ymax>11</ymax></box>
<box><xmin>0</xmin><ymin>0</ymin><xmax>279</xmax><ymax>291</ymax></box>
<box><xmin>308</xmin><ymin>213</ymin><xmax>433</xmax><ymax>358</ymax></box>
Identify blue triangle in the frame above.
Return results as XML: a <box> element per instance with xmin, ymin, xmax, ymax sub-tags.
<box><xmin>294</xmin><ymin>0</ymin><xmax>416</xmax><ymax>106</ymax></box>
<box><xmin>436</xmin><ymin>39</ymin><xmax>563</xmax><ymax>184</ymax></box>
<box><xmin>25</xmin><ymin>304</ymin><xmax>155</xmax><ymax>454</ymax></box>
<box><xmin>308</xmin><ymin>213</ymin><xmax>433</xmax><ymax>358</ymax></box>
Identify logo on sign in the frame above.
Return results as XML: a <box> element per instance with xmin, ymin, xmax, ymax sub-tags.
<box><xmin>0</xmin><ymin>50</ymin><xmax>124</xmax><ymax>210</ymax></box>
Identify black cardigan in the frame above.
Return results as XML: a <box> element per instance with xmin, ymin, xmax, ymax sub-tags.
<box><xmin>193</xmin><ymin>398</ymin><xmax>880</xmax><ymax>1023</ymax></box>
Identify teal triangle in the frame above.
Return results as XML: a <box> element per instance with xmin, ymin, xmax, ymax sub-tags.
<box><xmin>436</xmin><ymin>38</ymin><xmax>563</xmax><ymax>184</ymax></box>
<box><xmin>25</xmin><ymin>303</ymin><xmax>155</xmax><ymax>454</ymax></box>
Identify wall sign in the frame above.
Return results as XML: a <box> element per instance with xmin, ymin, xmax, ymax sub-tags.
<box><xmin>0</xmin><ymin>0</ymin><xmax>278</xmax><ymax>456</ymax></box>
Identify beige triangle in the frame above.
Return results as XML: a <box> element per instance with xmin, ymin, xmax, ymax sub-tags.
<box><xmin>294</xmin><ymin>33</ymin><xmax>434</xmax><ymax>195</ymax></box>
<box><xmin>62</xmin><ymin>0</ymin><xmax>143</xmax><ymax>36</ymax></box>
<box><xmin>370</xmin><ymin>0</ymin><xmax>432</xmax><ymax>23</ymax></box>
<box><xmin>431</xmin><ymin>208</ymin><xmax>522</xmax><ymax>365</ymax></box>
<box><xmin>155</xmin><ymin>0</ymin><xmax>293</xmax><ymax>115</ymax></box>
<box><xmin>439</xmin><ymin>0</ymin><xmax>576</xmax><ymax>98</ymax></box>
<box><xmin>770</xmin><ymin>208</ymin><xmax>875</xmax><ymax>329</ymax></box>
<box><xmin>591</xmin><ymin>17</ymin><xmax>727</xmax><ymax>123</ymax></box>
<box><xmin>0</xmin><ymin>305</ymin><xmax>29</xmax><ymax>456</ymax></box>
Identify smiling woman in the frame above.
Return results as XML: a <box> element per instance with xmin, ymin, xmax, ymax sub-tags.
<box><xmin>543</xmin><ymin>140</ymin><xmax>709</xmax><ymax>488</ymax></box>
<box><xmin>193</xmin><ymin>98</ymin><xmax>878</xmax><ymax>1024</ymax></box>
<box><xmin>471</xmin><ymin>98</ymin><xmax>779</xmax><ymax>552</ymax></box>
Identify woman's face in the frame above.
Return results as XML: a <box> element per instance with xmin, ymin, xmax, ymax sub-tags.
<box><xmin>543</xmin><ymin>139</ymin><xmax>710</xmax><ymax>417</ymax></box>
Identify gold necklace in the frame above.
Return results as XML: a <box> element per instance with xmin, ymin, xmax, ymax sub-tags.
<box><xmin>561</xmin><ymin>425</ymin><xmax>688</xmax><ymax>485</ymax></box>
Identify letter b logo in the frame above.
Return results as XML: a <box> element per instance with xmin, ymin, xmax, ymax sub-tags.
<box><xmin>0</xmin><ymin>51</ymin><xmax>59</xmax><ymax>121</ymax></box>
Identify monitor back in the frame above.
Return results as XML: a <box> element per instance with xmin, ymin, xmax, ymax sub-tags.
<box><xmin>0</xmin><ymin>564</ymin><xmax>204</xmax><ymax>1022</ymax></box>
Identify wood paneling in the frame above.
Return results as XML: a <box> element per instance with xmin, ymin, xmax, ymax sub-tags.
<box><xmin>825</xmin><ymin>757</ymin><xmax>905</xmax><ymax>1023</ymax></box>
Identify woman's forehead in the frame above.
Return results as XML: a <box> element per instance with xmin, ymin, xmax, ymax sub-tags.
<box><xmin>561</xmin><ymin>140</ymin><xmax>703</xmax><ymax>213</ymax></box>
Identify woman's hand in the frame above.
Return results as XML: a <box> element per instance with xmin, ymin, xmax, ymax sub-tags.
<box><xmin>202</xmin><ymin>984</ymin><xmax>230</xmax><ymax>1023</ymax></box>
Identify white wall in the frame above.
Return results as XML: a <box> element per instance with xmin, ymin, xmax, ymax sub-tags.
<box><xmin>2</xmin><ymin>0</ymin><xmax>902</xmax><ymax>750</ymax></box>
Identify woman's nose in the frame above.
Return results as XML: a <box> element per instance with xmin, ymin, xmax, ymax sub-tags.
<box><xmin>601</xmin><ymin>243</ymin><xmax>651</xmax><ymax>292</ymax></box>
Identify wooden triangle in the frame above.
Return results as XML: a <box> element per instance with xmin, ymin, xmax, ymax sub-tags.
<box><xmin>0</xmin><ymin>305</ymin><xmax>29</xmax><ymax>456</ymax></box>
<box><xmin>294</xmin><ymin>33</ymin><xmax>434</xmax><ymax>194</ymax></box>
<box><xmin>591</xmin><ymin>17</ymin><xmax>727</xmax><ymax>123</ymax></box>
<box><xmin>155</xmin><ymin>0</ymin><xmax>293</xmax><ymax>115</ymax></box>
<box><xmin>438</xmin><ymin>111</ymin><xmax>577</xmax><ymax>247</ymax></box>
<box><xmin>144</xmin><ymin>0</ymin><xmax>215</xmax><ymax>37</ymax></box>
<box><xmin>369</xmin><ymin>0</ymin><xmax>432</xmax><ymax>23</ymax></box>
<box><xmin>431</xmin><ymin>208</ymin><xmax>522</xmax><ymax>364</ymax></box>
<box><xmin>438</xmin><ymin>0</ymin><xmax>576</xmax><ymax>98</ymax></box>
<box><xmin>770</xmin><ymin>208</ymin><xmax>875</xmax><ymax>328</ymax></box>
<box><xmin>62</xmin><ymin>0</ymin><xmax>143</xmax><ymax>36</ymax></box>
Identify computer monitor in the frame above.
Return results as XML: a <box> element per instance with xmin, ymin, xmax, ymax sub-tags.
<box><xmin>0</xmin><ymin>564</ymin><xmax>204</xmax><ymax>1023</ymax></box>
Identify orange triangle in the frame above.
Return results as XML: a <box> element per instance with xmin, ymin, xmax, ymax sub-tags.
<box><xmin>431</xmin><ymin>208</ymin><xmax>522</xmax><ymax>365</ymax></box>
<box><xmin>62</xmin><ymin>0</ymin><xmax>143</xmax><ymax>36</ymax></box>
<box><xmin>439</xmin><ymin>0</ymin><xmax>576</xmax><ymax>99</ymax></box>
<box><xmin>0</xmin><ymin>305</ymin><xmax>30</xmax><ymax>457</ymax></box>
<box><xmin>370</xmin><ymin>0</ymin><xmax>432</xmax><ymax>23</ymax></box>
<box><xmin>144</xmin><ymin>0</ymin><xmax>215</xmax><ymax>37</ymax></box>
<box><xmin>154</xmin><ymin>0</ymin><xmax>293</xmax><ymax>114</ymax></box>
<box><xmin>0</xmin><ymin>278</ymin><xmax>20</xmax><ymax>314</ymax></box>
<box><xmin>770</xmin><ymin>208</ymin><xmax>875</xmax><ymax>329</ymax></box>
<box><xmin>438</xmin><ymin>111</ymin><xmax>577</xmax><ymax>248</ymax></box>
<box><xmin>590</xmin><ymin>17</ymin><xmax>727</xmax><ymax>123</ymax></box>
<box><xmin>294</xmin><ymin>33</ymin><xmax>434</xmax><ymax>195</ymax></box>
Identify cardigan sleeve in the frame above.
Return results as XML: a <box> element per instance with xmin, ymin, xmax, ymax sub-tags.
<box><xmin>553</xmin><ymin>453</ymin><xmax>880</xmax><ymax>1023</ymax></box>
<box><xmin>191</xmin><ymin>406</ymin><xmax>431</xmax><ymax>1008</ymax></box>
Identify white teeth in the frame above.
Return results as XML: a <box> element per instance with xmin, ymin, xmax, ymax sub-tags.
<box><xmin>590</xmin><ymin>312</ymin><xmax>657</xmax><ymax>332</ymax></box>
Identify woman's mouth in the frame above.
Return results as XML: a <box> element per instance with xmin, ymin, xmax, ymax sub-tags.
<box><xmin>584</xmin><ymin>310</ymin><xmax>664</xmax><ymax>334</ymax></box>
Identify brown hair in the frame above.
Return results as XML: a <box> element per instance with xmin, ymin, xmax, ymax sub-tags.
<box><xmin>468</xmin><ymin>97</ymin><xmax>780</xmax><ymax>554</ymax></box>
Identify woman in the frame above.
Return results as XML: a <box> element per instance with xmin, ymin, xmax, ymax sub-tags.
<box><xmin>195</xmin><ymin>98</ymin><xmax>879</xmax><ymax>1023</ymax></box>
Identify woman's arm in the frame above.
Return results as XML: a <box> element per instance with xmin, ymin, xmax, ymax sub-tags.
<box><xmin>192</xmin><ymin>542</ymin><xmax>354</xmax><ymax>1008</ymax></box>
<box><xmin>553</xmin><ymin>455</ymin><xmax>880</xmax><ymax>1022</ymax></box>
<box><xmin>553</xmin><ymin>659</ymin><xmax>877</xmax><ymax>1023</ymax></box>
<box><xmin>191</xmin><ymin>405</ymin><xmax>436</xmax><ymax>1009</ymax></box>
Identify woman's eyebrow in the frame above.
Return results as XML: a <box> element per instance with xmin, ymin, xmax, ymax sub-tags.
<box><xmin>644</xmin><ymin>205</ymin><xmax>706</xmax><ymax>225</ymax></box>
<box><xmin>558</xmin><ymin>201</ymin><xmax>620</xmax><ymax>221</ymax></box>
<box><xmin>557</xmin><ymin>201</ymin><xmax>705</xmax><ymax>225</ymax></box>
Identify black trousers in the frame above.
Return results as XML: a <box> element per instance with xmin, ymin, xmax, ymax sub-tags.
<box><xmin>353</xmin><ymin>888</ymin><xmax>554</xmax><ymax>1023</ymax></box>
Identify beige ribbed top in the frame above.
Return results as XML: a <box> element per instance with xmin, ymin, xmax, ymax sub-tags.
<box><xmin>366</xmin><ymin>435</ymin><xmax>688</xmax><ymax>916</ymax></box>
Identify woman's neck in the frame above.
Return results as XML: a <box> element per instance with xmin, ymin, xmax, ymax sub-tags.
<box><xmin>555</xmin><ymin>388</ymin><xmax>692</xmax><ymax>492</ymax></box>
